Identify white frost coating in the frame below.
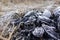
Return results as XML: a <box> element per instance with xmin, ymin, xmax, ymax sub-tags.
<box><xmin>32</xmin><ymin>27</ymin><xmax>44</xmax><ymax>37</ymax></box>
<box><xmin>42</xmin><ymin>9</ymin><xmax>51</xmax><ymax>18</ymax></box>
<box><xmin>24</xmin><ymin>10</ymin><xmax>34</xmax><ymax>17</ymax></box>
<box><xmin>53</xmin><ymin>7</ymin><xmax>60</xmax><ymax>16</ymax></box>
<box><xmin>58</xmin><ymin>16</ymin><xmax>60</xmax><ymax>21</ymax></box>
<box><xmin>38</xmin><ymin>16</ymin><xmax>50</xmax><ymax>22</ymax></box>
<box><xmin>0</xmin><ymin>11</ymin><xmax>16</xmax><ymax>24</ymax></box>
<box><xmin>36</xmin><ymin>12</ymin><xmax>42</xmax><ymax>16</ymax></box>
<box><xmin>0</xmin><ymin>11</ymin><xmax>19</xmax><ymax>30</ymax></box>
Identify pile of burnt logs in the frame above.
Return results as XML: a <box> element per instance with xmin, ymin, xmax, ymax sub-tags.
<box><xmin>1</xmin><ymin>7</ymin><xmax>60</xmax><ymax>40</ymax></box>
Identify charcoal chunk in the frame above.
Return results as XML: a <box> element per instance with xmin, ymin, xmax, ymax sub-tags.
<box><xmin>37</xmin><ymin>16</ymin><xmax>52</xmax><ymax>24</ymax></box>
<box><xmin>32</xmin><ymin>27</ymin><xmax>44</xmax><ymax>37</ymax></box>
<box><xmin>42</xmin><ymin>24</ymin><xmax>59</xmax><ymax>39</ymax></box>
<box><xmin>42</xmin><ymin>9</ymin><xmax>52</xmax><ymax>18</ymax></box>
<box><xmin>57</xmin><ymin>16</ymin><xmax>60</xmax><ymax>31</ymax></box>
<box><xmin>24</xmin><ymin>10</ymin><xmax>37</xmax><ymax>17</ymax></box>
<box><xmin>53</xmin><ymin>7</ymin><xmax>60</xmax><ymax>17</ymax></box>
